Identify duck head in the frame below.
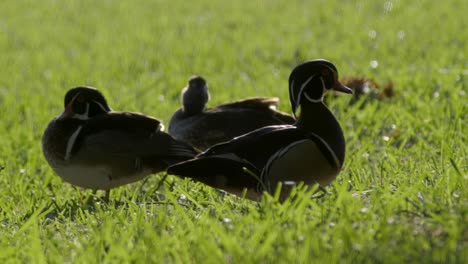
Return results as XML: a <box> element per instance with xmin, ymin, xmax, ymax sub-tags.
<box><xmin>182</xmin><ymin>75</ymin><xmax>210</xmax><ymax>115</ymax></box>
<box><xmin>288</xmin><ymin>59</ymin><xmax>352</xmax><ymax>117</ymax></box>
<box><xmin>59</xmin><ymin>86</ymin><xmax>112</xmax><ymax>120</ymax></box>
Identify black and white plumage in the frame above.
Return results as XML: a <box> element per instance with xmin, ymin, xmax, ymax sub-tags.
<box><xmin>42</xmin><ymin>86</ymin><xmax>199</xmax><ymax>195</ymax></box>
<box><xmin>167</xmin><ymin>59</ymin><xmax>352</xmax><ymax>201</ymax></box>
<box><xmin>168</xmin><ymin>76</ymin><xmax>295</xmax><ymax>150</ymax></box>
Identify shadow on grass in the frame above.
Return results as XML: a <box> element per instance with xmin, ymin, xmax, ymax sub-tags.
<box><xmin>33</xmin><ymin>175</ymin><xmax>179</xmax><ymax>222</ymax></box>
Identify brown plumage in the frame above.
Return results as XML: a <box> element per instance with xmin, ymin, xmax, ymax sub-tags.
<box><xmin>328</xmin><ymin>76</ymin><xmax>395</xmax><ymax>105</ymax></box>
<box><xmin>42</xmin><ymin>86</ymin><xmax>198</xmax><ymax>197</ymax></box>
<box><xmin>168</xmin><ymin>60</ymin><xmax>352</xmax><ymax>201</ymax></box>
<box><xmin>168</xmin><ymin>76</ymin><xmax>295</xmax><ymax>150</ymax></box>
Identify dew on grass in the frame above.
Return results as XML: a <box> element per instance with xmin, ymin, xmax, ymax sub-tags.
<box><xmin>417</xmin><ymin>192</ymin><xmax>425</xmax><ymax>202</ymax></box>
<box><xmin>272</xmin><ymin>68</ymin><xmax>280</xmax><ymax>76</ymax></box>
<box><xmin>384</xmin><ymin>1</ymin><xmax>393</xmax><ymax>12</ymax></box>
<box><xmin>353</xmin><ymin>243</ymin><xmax>363</xmax><ymax>251</ymax></box>
<box><xmin>222</xmin><ymin>218</ymin><xmax>234</xmax><ymax>230</ymax></box>
<box><xmin>438</xmin><ymin>68</ymin><xmax>449</xmax><ymax>74</ymax></box>
<box><xmin>41</xmin><ymin>70</ymin><xmax>53</xmax><ymax>81</ymax></box>
<box><xmin>178</xmin><ymin>194</ymin><xmax>187</xmax><ymax>204</ymax></box>
<box><xmin>283</xmin><ymin>181</ymin><xmax>296</xmax><ymax>186</ymax></box>
<box><xmin>240</xmin><ymin>72</ymin><xmax>251</xmax><ymax>81</ymax></box>
<box><xmin>397</xmin><ymin>30</ymin><xmax>405</xmax><ymax>40</ymax></box>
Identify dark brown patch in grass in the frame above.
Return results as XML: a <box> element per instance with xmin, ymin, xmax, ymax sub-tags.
<box><xmin>327</xmin><ymin>76</ymin><xmax>396</xmax><ymax>105</ymax></box>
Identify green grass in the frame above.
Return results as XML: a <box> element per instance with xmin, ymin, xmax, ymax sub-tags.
<box><xmin>0</xmin><ymin>0</ymin><xmax>466</xmax><ymax>262</ymax></box>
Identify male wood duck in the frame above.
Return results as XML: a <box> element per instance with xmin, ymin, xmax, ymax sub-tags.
<box><xmin>42</xmin><ymin>86</ymin><xmax>199</xmax><ymax>198</ymax></box>
<box><xmin>167</xmin><ymin>60</ymin><xmax>352</xmax><ymax>201</ymax></box>
<box><xmin>168</xmin><ymin>76</ymin><xmax>295</xmax><ymax>150</ymax></box>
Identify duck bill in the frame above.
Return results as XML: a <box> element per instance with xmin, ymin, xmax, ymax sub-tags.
<box><xmin>58</xmin><ymin>102</ymin><xmax>74</xmax><ymax>120</ymax></box>
<box><xmin>333</xmin><ymin>81</ymin><xmax>353</xmax><ymax>94</ymax></box>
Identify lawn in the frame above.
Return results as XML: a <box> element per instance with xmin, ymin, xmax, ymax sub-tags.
<box><xmin>0</xmin><ymin>0</ymin><xmax>466</xmax><ymax>263</ymax></box>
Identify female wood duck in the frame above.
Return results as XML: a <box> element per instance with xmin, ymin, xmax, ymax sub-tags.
<box><xmin>168</xmin><ymin>76</ymin><xmax>295</xmax><ymax>150</ymax></box>
<box><xmin>42</xmin><ymin>86</ymin><xmax>199</xmax><ymax>198</ymax></box>
<box><xmin>167</xmin><ymin>60</ymin><xmax>352</xmax><ymax>201</ymax></box>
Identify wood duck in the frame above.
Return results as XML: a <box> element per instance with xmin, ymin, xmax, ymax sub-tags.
<box><xmin>168</xmin><ymin>76</ymin><xmax>295</xmax><ymax>150</ymax></box>
<box><xmin>167</xmin><ymin>60</ymin><xmax>352</xmax><ymax>201</ymax></box>
<box><xmin>42</xmin><ymin>86</ymin><xmax>199</xmax><ymax>198</ymax></box>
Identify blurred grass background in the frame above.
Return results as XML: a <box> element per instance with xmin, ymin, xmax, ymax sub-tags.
<box><xmin>0</xmin><ymin>0</ymin><xmax>466</xmax><ymax>262</ymax></box>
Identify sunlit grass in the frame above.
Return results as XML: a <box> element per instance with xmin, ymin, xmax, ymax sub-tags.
<box><xmin>0</xmin><ymin>0</ymin><xmax>466</xmax><ymax>262</ymax></box>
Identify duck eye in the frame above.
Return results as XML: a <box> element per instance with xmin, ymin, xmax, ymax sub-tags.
<box><xmin>321</xmin><ymin>69</ymin><xmax>331</xmax><ymax>77</ymax></box>
<box><xmin>76</xmin><ymin>95</ymin><xmax>86</xmax><ymax>103</ymax></box>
